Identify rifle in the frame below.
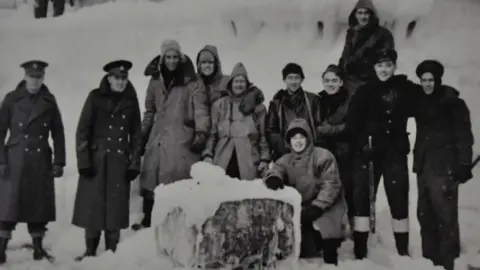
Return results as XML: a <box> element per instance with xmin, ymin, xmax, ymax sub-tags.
<box><xmin>368</xmin><ymin>136</ymin><xmax>376</xmax><ymax>234</ymax></box>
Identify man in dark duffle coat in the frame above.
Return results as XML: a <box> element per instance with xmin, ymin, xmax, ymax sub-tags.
<box><xmin>72</xmin><ymin>60</ymin><xmax>142</xmax><ymax>261</ymax></box>
<box><xmin>0</xmin><ymin>60</ymin><xmax>66</xmax><ymax>264</ymax></box>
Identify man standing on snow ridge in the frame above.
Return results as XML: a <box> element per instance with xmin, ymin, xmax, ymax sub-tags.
<box><xmin>412</xmin><ymin>60</ymin><xmax>474</xmax><ymax>270</ymax></box>
<box><xmin>0</xmin><ymin>60</ymin><xmax>66</xmax><ymax>264</ymax></box>
<box><xmin>72</xmin><ymin>60</ymin><xmax>142</xmax><ymax>260</ymax></box>
<box><xmin>346</xmin><ymin>48</ymin><xmax>418</xmax><ymax>259</ymax></box>
<box><xmin>338</xmin><ymin>0</ymin><xmax>395</xmax><ymax>96</ymax></box>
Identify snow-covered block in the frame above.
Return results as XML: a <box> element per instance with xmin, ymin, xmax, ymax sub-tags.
<box><xmin>152</xmin><ymin>162</ymin><xmax>302</xmax><ymax>269</ymax></box>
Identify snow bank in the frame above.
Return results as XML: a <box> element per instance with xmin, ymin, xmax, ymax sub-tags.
<box><xmin>151</xmin><ymin>162</ymin><xmax>302</xmax><ymax>269</ymax></box>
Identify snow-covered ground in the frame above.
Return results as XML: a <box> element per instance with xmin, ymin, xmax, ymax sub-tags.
<box><xmin>0</xmin><ymin>0</ymin><xmax>480</xmax><ymax>269</ymax></box>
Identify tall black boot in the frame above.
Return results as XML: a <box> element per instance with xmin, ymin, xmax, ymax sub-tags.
<box><xmin>75</xmin><ymin>236</ymin><xmax>101</xmax><ymax>261</ymax></box>
<box><xmin>0</xmin><ymin>237</ymin><xmax>9</xmax><ymax>264</ymax></box>
<box><xmin>394</xmin><ymin>232</ymin><xmax>410</xmax><ymax>256</ymax></box>
<box><xmin>353</xmin><ymin>232</ymin><xmax>369</xmax><ymax>260</ymax></box>
<box><xmin>131</xmin><ymin>198</ymin><xmax>154</xmax><ymax>231</ymax></box>
<box><xmin>32</xmin><ymin>237</ymin><xmax>54</xmax><ymax>261</ymax></box>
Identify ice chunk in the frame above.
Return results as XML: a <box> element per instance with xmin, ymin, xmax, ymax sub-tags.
<box><xmin>151</xmin><ymin>162</ymin><xmax>302</xmax><ymax>269</ymax></box>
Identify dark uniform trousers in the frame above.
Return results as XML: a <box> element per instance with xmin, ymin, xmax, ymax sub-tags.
<box><xmin>352</xmin><ymin>146</ymin><xmax>409</xmax><ymax>257</ymax></box>
<box><xmin>417</xmin><ymin>163</ymin><xmax>460</xmax><ymax>270</ymax></box>
<box><xmin>353</xmin><ymin>146</ymin><xmax>409</xmax><ymax>226</ymax></box>
<box><xmin>0</xmin><ymin>222</ymin><xmax>47</xmax><ymax>239</ymax></box>
<box><xmin>84</xmin><ymin>229</ymin><xmax>120</xmax><ymax>242</ymax></box>
<box><xmin>34</xmin><ymin>0</ymin><xmax>65</xmax><ymax>18</ymax></box>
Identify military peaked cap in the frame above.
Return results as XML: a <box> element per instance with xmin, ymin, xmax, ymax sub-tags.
<box><xmin>103</xmin><ymin>60</ymin><xmax>133</xmax><ymax>77</ymax></box>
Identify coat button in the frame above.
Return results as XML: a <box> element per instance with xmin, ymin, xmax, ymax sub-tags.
<box><xmin>24</xmin><ymin>134</ymin><xmax>29</xmax><ymax>138</ymax></box>
<box><xmin>19</xmin><ymin>122</ymin><xmax>23</xmax><ymax>127</ymax></box>
<box><xmin>122</xmin><ymin>115</ymin><xmax>126</xmax><ymax>119</ymax></box>
<box><xmin>111</xmin><ymin>114</ymin><xmax>114</xmax><ymax>118</ymax></box>
<box><xmin>107</xmin><ymin>149</ymin><xmax>111</xmax><ymax>152</ymax></box>
<box><xmin>109</xmin><ymin>125</ymin><xmax>113</xmax><ymax>129</ymax></box>
<box><xmin>120</xmin><ymin>126</ymin><xmax>124</xmax><ymax>130</ymax></box>
<box><xmin>25</xmin><ymin>148</ymin><xmax>29</xmax><ymax>152</ymax></box>
<box><xmin>43</xmin><ymin>123</ymin><xmax>47</xmax><ymax>127</ymax></box>
<box><xmin>118</xmin><ymin>138</ymin><xmax>123</xmax><ymax>142</ymax></box>
<box><xmin>117</xmin><ymin>149</ymin><xmax>122</xmax><ymax>154</ymax></box>
<box><xmin>107</xmin><ymin>137</ymin><xmax>111</xmax><ymax>141</ymax></box>
<box><xmin>386</xmin><ymin>130</ymin><xmax>390</xmax><ymax>134</ymax></box>
<box><xmin>39</xmin><ymin>135</ymin><xmax>43</xmax><ymax>139</ymax></box>
<box><xmin>37</xmin><ymin>148</ymin><xmax>41</xmax><ymax>152</ymax></box>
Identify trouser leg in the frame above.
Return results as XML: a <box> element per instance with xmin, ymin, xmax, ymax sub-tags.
<box><xmin>0</xmin><ymin>222</ymin><xmax>14</xmax><ymax>264</ymax></box>
<box><xmin>132</xmin><ymin>189</ymin><xmax>154</xmax><ymax>231</ymax></box>
<box><xmin>75</xmin><ymin>229</ymin><xmax>101</xmax><ymax>261</ymax></box>
<box><xmin>34</xmin><ymin>0</ymin><xmax>48</xmax><ymax>18</ymax></box>
<box><xmin>226</xmin><ymin>149</ymin><xmax>241</xmax><ymax>179</ymax></box>
<box><xmin>382</xmin><ymin>151</ymin><xmax>410</xmax><ymax>256</ymax></box>
<box><xmin>428</xmin><ymin>173</ymin><xmax>459</xmax><ymax>270</ymax></box>
<box><xmin>28</xmin><ymin>222</ymin><xmax>53</xmax><ymax>261</ymax></box>
<box><xmin>338</xmin><ymin>154</ymin><xmax>354</xmax><ymax>222</ymax></box>
<box><xmin>299</xmin><ymin>224</ymin><xmax>320</xmax><ymax>258</ymax></box>
<box><xmin>417</xmin><ymin>172</ymin><xmax>439</xmax><ymax>264</ymax></box>
<box><xmin>351</xmin><ymin>154</ymin><xmax>382</xmax><ymax>259</ymax></box>
<box><xmin>52</xmin><ymin>0</ymin><xmax>65</xmax><ymax>17</ymax></box>
<box><xmin>104</xmin><ymin>230</ymin><xmax>120</xmax><ymax>252</ymax></box>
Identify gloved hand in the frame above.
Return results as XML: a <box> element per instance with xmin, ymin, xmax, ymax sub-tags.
<box><xmin>126</xmin><ymin>169</ymin><xmax>140</xmax><ymax>182</ymax></box>
<box><xmin>257</xmin><ymin>161</ymin><xmax>269</xmax><ymax>177</ymax></box>
<box><xmin>53</xmin><ymin>165</ymin><xmax>64</xmax><ymax>178</ymax></box>
<box><xmin>301</xmin><ymin>205</ymin><xmax>324</xmax><ymax>225</ymax></box>
<box><xmin>455</xmin><ymin>164</ymin><xmax>473</xmax><ymax>184</ymax></box>
<box><xmin>264</xmin><ymin>175</ymin><xmax>284</xmax><ymax>190</ymax></box>
<box><xmin>0</xmin><ymin>164</ymin><xmax>9</xmax><ymax>180</ymax></box>
<box><xmin>239</xmin><ymin>87</ymin><xmax>264</xmax><ymax>115</ymax></box>
<box><xmin>190</xmin><ymin>132</ymin><xmax>208</xmax><ymax>154</ymax></box>
<box><xmin>79</xmin><ymin>167</ymin><xmax>95</xmax><ymax>179</ymax></box>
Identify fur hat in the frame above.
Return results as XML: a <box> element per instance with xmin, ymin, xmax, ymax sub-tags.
<box><xmin>373</xmin><ymin>48</ymin><xmax>398</xmax><ymax>64</ymax></box>
<box><xmin>282</xmin><ymin>63</ymin><xmax>305</xmax><ymax>80</ymax></box>
<box><xmin>415</xmin><ymin>60</ymin><xmax>444</xmax><ymax>79</ymax></box>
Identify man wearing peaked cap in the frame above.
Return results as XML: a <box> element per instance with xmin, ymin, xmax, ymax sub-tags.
<box><xmin>103</xmin><ymin>60</ymin><xmax>133</xmax><ymax>76</ymax></box>
<box><xmin>72</xmin><ymin>59</ymin><xmax>142</xmax><ymax>260</ymax></box>
<box><xmin>346</xmin><ymin>47</ymin><xmax>421</xmax><ymax>259</ymax></box>
<box><xmin>0</xmin><ymin>60</ymin><xmax>66</xmax><ymax>264</ymax></box>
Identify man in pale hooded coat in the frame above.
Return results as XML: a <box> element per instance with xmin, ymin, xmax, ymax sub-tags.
<box><xmin>131</xmin><ymin>40</ymin><xmax>210</xmax><ymax>231</ymax></box>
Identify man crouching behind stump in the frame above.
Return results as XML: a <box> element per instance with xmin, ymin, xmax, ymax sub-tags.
<box><xmin>72</xmin><ymin>60</ymin><xmax>142</xmax><ymax>261</ymax></box>
<box><xmin>263</xmin><ymin>118</ymin><xmax>346</xmax><ymax>265</ymax></box>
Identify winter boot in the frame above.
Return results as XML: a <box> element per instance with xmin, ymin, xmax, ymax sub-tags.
<box><xmin>75</xmin><ymin>236</ymin><xmax>101</xmax><ymax>261</ymax></box>
<box><xmin>353</xmin><ymin>232</ymin><xmax>369</xmax><ymax>260</ymax></box>
<box><xmin>394</xmin><ymin>232</ymin><xmax>410</xmax><ymax>256</ymax></box>
<box><xmin>131</xmin><ymin>198</ymin><xmax>154</xmax><ymax>231</ymax></box>
<box><xmin>0</xmin><ymin>237</ymin><xmax>9</xmax><ymax>265</ymax></box>
<box><xmin>32</xmin><ymin>237</ymin><xmax>54</xmax><ymax>262</ymax></box>
<box><xmin>105</xmin><ymin>237</ymin><xmax>119</xmax><ymax>253</ymax></box>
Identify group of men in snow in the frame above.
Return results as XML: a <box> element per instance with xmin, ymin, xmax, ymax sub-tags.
<box><xmin>0</xmin><ymin>0</ymin><xmax>474</xmax><ymax>269</ymax></box>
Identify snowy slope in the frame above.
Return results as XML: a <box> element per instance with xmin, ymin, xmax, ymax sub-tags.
<box><xmin>1</xmin><ymin>0</ymin><xmax>480</xmax><ymax>269</ymax></box>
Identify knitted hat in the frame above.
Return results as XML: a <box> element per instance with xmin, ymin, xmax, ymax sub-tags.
<box><xmin>230</xmin><ymin>62</ymin><xmax>248</xmax><ymax>80</ymax></box>
<box><xmin>161</xmin><ymin>39</ymin><xmax>181</xmax><ymax>55</ymax></box>
<box><xmin>322</xmin><ymin>64</ymin><xmax>344</xmax><ymax>79</ymax></box>
<box><xmin>415</xmin><ymin>60</ymin><xmax>444</xmax><ymax>79</ymax></box>
<box><xmin>282</xmin><ymin>63</ymin><xmax>305</xmax><ymax>80</ymax></box>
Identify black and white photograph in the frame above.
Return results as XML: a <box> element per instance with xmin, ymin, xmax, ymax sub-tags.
<box><xmin>0</xmin><ymin>0</ymin><xmax>479</xmax><ymax>269</ymax></box>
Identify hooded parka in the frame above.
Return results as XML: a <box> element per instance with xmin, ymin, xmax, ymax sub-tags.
<box><xmin>202</xmin><ymin>63</ymin><xmax>270</xmax><ymax>180</ymax></box>
<box><xmin>338</xmin><ymin>0</ymin><xmax>395</xmax><ymax>95</ymax></box>
<box><xmin>140</xmin><ymin>50</ymin><xmax>210</xmax><ymax>190</ymax></box>
<box><xmin>265</xmin><ymin>118</ymin><xmax>347</xmax><ymax>240</ymax></box>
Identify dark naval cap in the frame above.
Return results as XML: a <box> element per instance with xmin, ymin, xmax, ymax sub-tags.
<box><xmin>103</xmin><ymin>60</ymin><xmax>132</xmax><ymax>77</ymax></box>
<box><xmin>21</xmin><ymin>60</ymin><xmax>48</xmax><ymax>77</ymax></box>
<box><xmin>373</xmin><ymin>48</ymin><xmax>398</xmax><ymax>64</ymax></box>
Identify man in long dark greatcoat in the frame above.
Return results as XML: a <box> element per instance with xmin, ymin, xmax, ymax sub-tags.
<box><xmin>0</xmin><ymin>60</ymin><xmax>66</xmax><ymax>264</ymax></box>
<box><xmin>72</xmin><ymin>60</ymin><xmax>142</xmax><ymax>261</ymax></box>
